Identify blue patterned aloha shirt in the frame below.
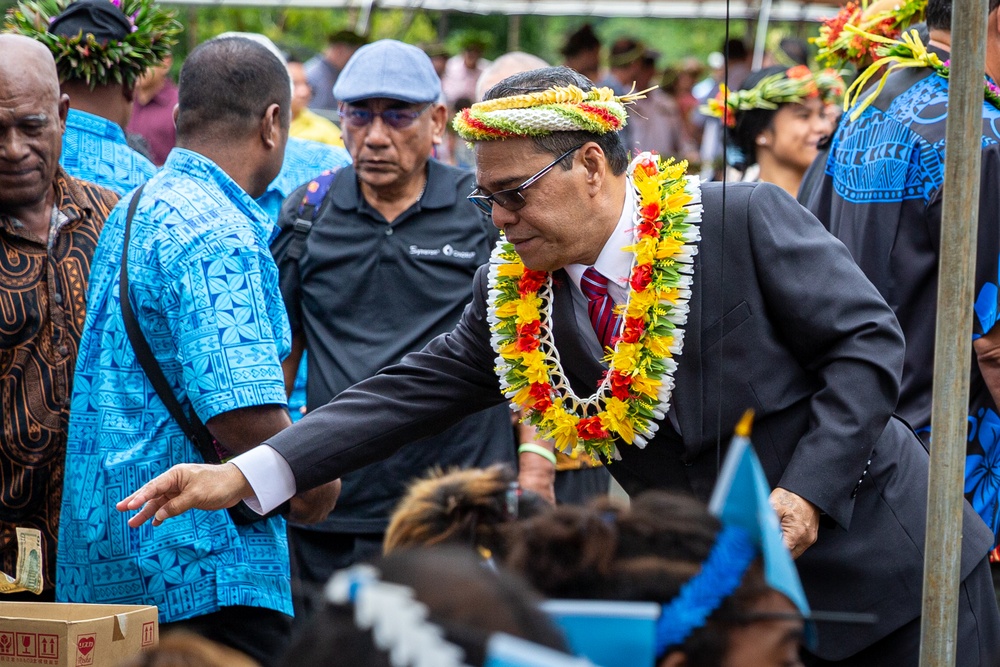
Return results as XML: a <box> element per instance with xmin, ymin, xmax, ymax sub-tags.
<box><xmin>60</xmin><ymin>109</ymin><xmax>157</xmax><ymax>196</ymax></box>
<box><xmin>802</xmin><ymin>57</ymin><xmax>1000</xmax><ymax>555</ymax></box>
<box><xmin>56</xmin><ymin>148</ymin><xmax>293</xmax><ymax>622</ymax></box>
<box><xmin>256</xmin><ymin>136</ymin><xmax>351</xmax><ymax>227</ymax></box>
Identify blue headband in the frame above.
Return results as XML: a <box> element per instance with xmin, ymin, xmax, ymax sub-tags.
<box><xmin>654</xmin><ymin>524</ymin><xmax>757</xmax><ymax>655</ymax></box>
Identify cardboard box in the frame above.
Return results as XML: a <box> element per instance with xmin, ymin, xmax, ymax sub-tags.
<box><xmin>0</xmin><ymin>602</ymin><xmax>157</xmax><ymax>667</ymax></box>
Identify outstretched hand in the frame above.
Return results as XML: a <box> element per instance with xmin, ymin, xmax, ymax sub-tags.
<box><xmin>769</xmin><ymin>487</ymin><xmax>820</xmax><ymax>559</ymax></box>
<box><xmin>116</xmin><ymin>463</ymin><xmax>253</xmax><ymax>528</ymax></box>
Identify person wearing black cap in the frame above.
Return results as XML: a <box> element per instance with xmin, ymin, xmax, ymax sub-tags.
<box><xmin>268</xmin><ymin>39</ymin><xmax>520</xmax><ymax>621</ymax></box>
<box><xmin>5</xmin><ymin>0</ymin><xmax>181</xmax><ymax>195</ymax></box>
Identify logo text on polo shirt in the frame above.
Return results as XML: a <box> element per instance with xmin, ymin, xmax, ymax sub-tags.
<box><xmin>408</xmin><ymin>244</ymin><xmax>477</xmax><ymax>259</ymax></box>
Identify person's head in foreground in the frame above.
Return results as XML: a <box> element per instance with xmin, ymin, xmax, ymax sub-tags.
<box><xmin>278</xmin><ymin>546</ymin><xmax>569</xmax><ymax>667</ymax></box>
<box><xmin>454</xmin><ymin>66</ymin><xmax>636</xmax><ymax>273</ymax></box>
<box><xmin>707</xmin><ymin>65</ymin><xmax>842</xmax><ymax>196</ymax></box>
<box><xmin>505</xmin><ymin>491</ymin><xmax>805</xmax><ymax>667</ymax></box>
<box><xmin>118</xmin><ymin>631</ymin><xmax>259</xmax><ymax>667</ymax></box>
<box><xmin>175</xmin><ymin>36</ymin><xmax>291</xmax><ymax>198</ymax></box>
<box><xmin>383</xmin><ymin>465</ymin><xmax>550</xmax><ymax>559</ymax></box>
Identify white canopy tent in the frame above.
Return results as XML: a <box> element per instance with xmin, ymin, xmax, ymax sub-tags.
<box><xmin>162</xmin><ymin>0</ymin><xmax>839</xmax><ymax>22</ymax></box>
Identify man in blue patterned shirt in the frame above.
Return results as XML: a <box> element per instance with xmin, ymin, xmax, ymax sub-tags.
<box><xmin>56</xmin><ymin>36</ymin><xmax>339</xmax><ymax>663</ymax></box>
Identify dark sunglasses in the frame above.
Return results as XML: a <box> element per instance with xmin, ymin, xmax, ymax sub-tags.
<box><xmin>467</xmin><ymin>145</ymin><xmax>584</xmax><ymax>216</ymax></box>
<box><xmin>337</xmin><ymin>103</ymin><xmax>432</xmax><ymax>130</ymax></box>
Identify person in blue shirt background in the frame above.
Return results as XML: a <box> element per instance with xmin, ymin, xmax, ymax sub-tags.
<box><xmin>6</xmin><ymin>0</ymin><xmax>181</xmax><ymax>195</ymax></box>
<box><xmin>55</xmin><ymin>36</ymin><xmax>340</xmax><ymax>664</ymax></box>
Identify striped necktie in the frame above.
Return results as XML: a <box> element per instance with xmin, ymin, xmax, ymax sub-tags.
<box><xmin>580</xmin><ymin>267</ymin><xmax>622</xmax><ymax>352</ymax></box>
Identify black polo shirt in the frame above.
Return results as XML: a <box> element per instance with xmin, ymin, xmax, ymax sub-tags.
<box><xmin>272</xmin><ymin>159</ymin><xmax>515</xmax><ymax>532</ymax></box>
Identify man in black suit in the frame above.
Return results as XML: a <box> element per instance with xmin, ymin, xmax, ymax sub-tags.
<box><xmin>119</xmin><ymin>67</ymin><xmax>1000</xmax><ymax>664</ymax></box>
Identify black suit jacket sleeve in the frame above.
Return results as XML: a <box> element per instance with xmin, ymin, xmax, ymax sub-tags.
<box><xmin>746</xmin><ymin>183</ymin><xmax>906</xmax><ymax>528</ymax></box>
<box><xmin>263</xmin><ymin>267</ymin><xmax>505</xmax><ymax>492</ymax></box>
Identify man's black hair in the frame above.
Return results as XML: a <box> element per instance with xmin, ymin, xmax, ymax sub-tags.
<box><xmin>482</xmin><ymin>66</ymin><xmax>629</xmax><ymax>176</ymax></box>
<box><xmin>928</xmin><ymin>0</ymin><xmax>1000</xmax><ymax>30</ymax></box>
<box><xmin>723</xmin><ymin>37</ymin><xmax>749</xmax><ymax>62</ymax></box>
<box><xmin>176</xmin><ymin>37</ymin><xmax>291</xmax><ymax>141</ymax></box>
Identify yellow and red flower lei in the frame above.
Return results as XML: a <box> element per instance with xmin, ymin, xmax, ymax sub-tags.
<box><xmin>486</xmin><ymin>152</ymin><xmax>702</xmax><ymax>460</ymax></box>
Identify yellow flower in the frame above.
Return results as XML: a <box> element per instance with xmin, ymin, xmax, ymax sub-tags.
<box><xmin>599</xmin><ymin>397</ymin><xmax>634</xmax><ymax>444</ymax></box>
<box><xmin>495</xmin><ymin>301</ymin><xmax>519</xmax><ymax>318</ymax></box>
<box><xmin>665</xmin><ymin>190</ymin><xmax>692</xmax><ymax>211</ymax></box>
<box><xmin>647</xmin><ymin>334</ymin><xmax>675</xmax><ymax>359</ymax></box>
<box><xmin>626</xmin><ymin>289</ymin><xmax>660</xmax><ymax>317</ymax></box>
<box><xmin>543</xmin><ymin>406</ymin><xmax>579</xmax><ymax>452</ymax></box>
<box><xmin>660</xmin><ymin>160</ymin><xmax>688</xmax><ymax>181</ymax></box>
<box><xmin>656</xmin><ymin>236</ymin><xmax>684</xmax><ymax>259</ymax></box>
<box><xmin>611</xmin><ymin>342</ymin><xmax>642</xmax><ymax>373</ymax></box>
<box><xmin>630</xmin><ymin>374</ymin><xmax>661</xmax><ymax>399</ymax></box>
<box><xmin>496</xmin><ymin>263</ymin><xmax>526</xmax><ymax>277</ymax></box>
<box><xmin>521</xmin><ymin>349</ymin><xmax>550</xmax><ymax>384</ymax></box>
<box><xmin>499</xmin><ymin>342</ymin><xmax>522</xmax><ymax>359</ymax></box>
<box><xmin>633</xmin><ymin>170</ymin><xmax>661</xmax><ymax>206</ymax></box>
<box><xmin>516</xmin><ymin>295</ymin><xmax>542</xmax><ymax>323</ymax></box>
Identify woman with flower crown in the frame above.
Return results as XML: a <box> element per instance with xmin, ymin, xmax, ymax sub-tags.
<box><xmin>121</xmin><ymin>64</ymin><xmax>1000</xmax><ymax>665</ymax></box>
<box><xmin>703</xmin><ymin>65</ymin><xmax>843</xmax><ymax>196</ymax></box>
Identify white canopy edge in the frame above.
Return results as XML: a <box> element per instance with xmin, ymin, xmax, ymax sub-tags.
<box><xmin>163</xmin><ymin>0</ymin><xmax>837</xmax><ymax>21</ymax></box>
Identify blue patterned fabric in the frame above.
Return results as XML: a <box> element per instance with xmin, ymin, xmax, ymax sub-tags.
<box><xmin>60</xmin><ymin>109</ymin><xmax>157</xmax><ymax>196</ymax></box>
<box><xmin>56</xmin><ymin>148</ymin><xmax>292</xmax><ymax>622</ymax></box>
<box><xmin>256</xmin><ymin>136</ymin><xmax>351</xmax><ymax>227</ymax></box>
<box><xmin>804</xmin><ymin>64</ymin><xmax>1000</xmax><ymax>551</ymax></box>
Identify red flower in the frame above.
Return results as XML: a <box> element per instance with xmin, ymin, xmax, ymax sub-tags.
<box><xmin>518</xmin><ymin>270</ymin><xmax>548</xmax><ymax>295</ymax></box>
<box><xmin>637</xmin><ymin>219</ymin><xmax>662</xmax><ymax>239</ymax></box>
<box><xmin>576</xmin><ymin>416</ymin><xmax>609</xmax><ymax>440</ymax></box>
<box><xmin>630</xmin><ymin>264</ymin><xmax>654</xmax><ymax>292</ymax></box>
<box><xmin>609</xmin><ymin>370</ymin><xmax>633</xmax><ymax>400</ymax></box>
<box><xmin>639</xmin><ymin>155</ymin><xmax>660</xmax><ymax>176</ymax></box>
<box><xmin>529</xmin><ymin>382</ymin><xmax>553</xmax><ymax>412</ymax></box>
<box><xmin>517</xmin><ymin>320</ymin><xmax>541</xmax><ymax>337</ymax></box>
<box><xmin>786</xmin><ymin>65</ymin><xmax>812</xmax><ymax>80</ymax></box>
<box><xmin>640</xmin><ymin>202</ymin><xmax>661</xmax><ymax>221</ymax></box>
<box><xmin>620</xmin><ymin>316</ymin><xmax>646</xmax><ymax>344</ymax></box>
<box><xmin>517</xmin><ymin>334</ymin><xmax>540</xmax><ymax>352</ymax></box>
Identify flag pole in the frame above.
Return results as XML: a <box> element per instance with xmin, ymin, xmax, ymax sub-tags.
<box><xmin>919</xmin><ymin>0</ymin><xmax>989</xmax><ymax>662</ymax></box>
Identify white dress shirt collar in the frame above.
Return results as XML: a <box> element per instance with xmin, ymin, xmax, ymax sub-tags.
<box><xmin>564</xmin><ymin>192</ymin><xmax>636</xmax><ymax>301</ymax></box>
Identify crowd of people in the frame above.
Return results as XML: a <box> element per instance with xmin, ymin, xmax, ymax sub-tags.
<box><xmin>4</xmin><ymin>0</ymin><xmax>1000</xmax><ymax>664</ymax></box>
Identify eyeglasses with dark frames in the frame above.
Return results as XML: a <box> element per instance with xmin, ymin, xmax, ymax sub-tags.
<box><xmin>337</xmin><ymin>102</ymin><xmax>433</xmax><ymax>130</ymax></box>
<box><xmin>467</xmin><ymin>145</ymin><xmax>584</xmax><ymax>216</ymax></box>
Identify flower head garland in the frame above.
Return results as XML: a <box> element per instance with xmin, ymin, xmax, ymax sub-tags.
<box><xmin>703</xmin><ymin>66</ymin><xmax>845</xmax><ymax>128</ymax></box>
<box><xmin>486</xmin><ymin>152</ymin><xmax>701</xmax><ymax>460</ymax></box>
<box><xmin>5</xmin><ymin>0</ymin><xmax>181</xmax><ymax>89</ymax></box>
<box><xmin>843</xmin><ymin>28</ymin><xmax>1000</xmax><ymax>120</ymax></box>
<box><xmin>453</xmin><ymin>84</ymin><xmax>649</xmax><ymax>140</ymax></box>
<box><xmin>813</xmin><ymin>0</ymin><xmax>926</xmax><ymax>71</ymax></box>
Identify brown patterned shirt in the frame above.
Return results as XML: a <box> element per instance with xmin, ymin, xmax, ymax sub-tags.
<box><xmin>0</xmin><ymin>169</ymin><xmax>118</xmax><ymax>591</ymax></box>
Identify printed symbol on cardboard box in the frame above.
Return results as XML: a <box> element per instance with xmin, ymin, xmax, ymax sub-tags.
<box><xmin>0</xmin><ymin>632</ymin><xmax>13</xmax><ymax>656</ymax></box>
<box><xmin>38</xmin><ymin>634</ymin><xmax>58</xmax><ymax>659</ymax></box>
<box><xmin>75</xmin><ymin>634</ymin><xmax>95</xmax><ymax>667</ymax></box>
<box><xmin>141</xmin><ymin>622</ymin><xmax>155</xmax><ymax>648</ymax></box>
<box><xmin>16</xmin><ymin>633</ymin><xmax>36</xmax><ymax>657</ymax></box>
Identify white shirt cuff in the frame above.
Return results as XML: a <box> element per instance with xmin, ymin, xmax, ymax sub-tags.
<box><xmin>230</xmin><ymin>445</ymin><xmax>296</xmax><ymax>515</ymax></box>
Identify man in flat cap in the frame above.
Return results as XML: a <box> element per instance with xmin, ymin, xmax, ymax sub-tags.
<box><xmin>6</xmin><ymin>0</ymin><xmax>181</xmax><ymax>194</ymax></box>
<box><xmin>268</xmin><ymin>39</ymin><xmax>521</xmax><ymax>619</ymax></box>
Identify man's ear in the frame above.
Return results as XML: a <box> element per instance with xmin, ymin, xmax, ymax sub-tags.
<box><xmin>171</xmin><ymin>104</ymin><xmax>179</xmax><ymax>128</ymax></box>
<box><xmin>580</xmin><ymin>141</ymin><xmax>607</xmax><ymax>196</ymax></box>
<box><xmin>260</xmin><ymin>103</ymin><xmax>282</xmax><ymax>149</ymax></box>
<box><xmin>57</xmin><ymin>94</ymin><xmax>70</xmax><ymax>133</ymax></box>
<box><xmin>429</xmin><ymin>103</ymin><xmax>448</xmax><ymax>146</ymax></box>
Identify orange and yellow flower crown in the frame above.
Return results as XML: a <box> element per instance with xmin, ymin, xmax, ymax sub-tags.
<box><xmin>702</xmin><ymin>66</ymin><xmax>845</xmax><ymax>127</ymax></box>
<box><xmin>452</xmin><ymin>84</ymin><xmax>647</xmax><ymax>141</ymax></box>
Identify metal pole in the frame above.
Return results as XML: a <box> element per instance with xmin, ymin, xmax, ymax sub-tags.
<box><xmin>919</xmin><ymin>0</ymin><xmax>989</xmax><ymax>662</ymax></box>
<box><xmin>751</xmin><ymin>0</ymin><xmax>772</xmax><ymax>70</ymax></box>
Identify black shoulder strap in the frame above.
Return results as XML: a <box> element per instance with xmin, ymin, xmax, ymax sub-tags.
<box><xmin>287</xmin><ymin>168</ymin><xmax>340</xmax><ymax>261</ymax></box>
<box><xmin>118</xmin><ymin>185</ymin><xmax>221</xmax><ymax>465</ymax></box>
